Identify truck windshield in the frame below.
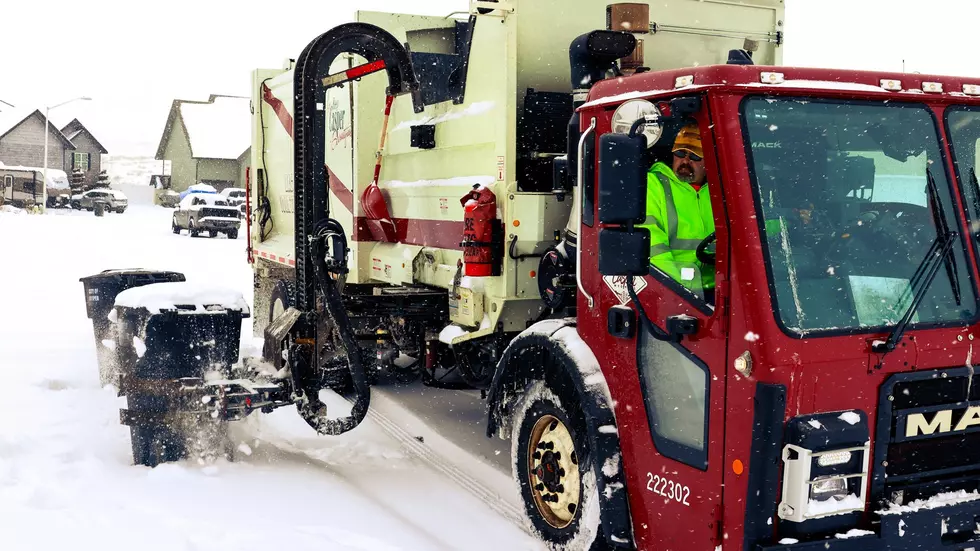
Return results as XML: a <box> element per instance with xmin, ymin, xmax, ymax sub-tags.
<box><xmin>946</xmin><ymin>107</ymin><xmax>980</xmax><ymax>238</ymax></box>
<box><xmin>742</xmin><ymin>97</ymin><xmax>976</xmax><ymax>334</ymax></box>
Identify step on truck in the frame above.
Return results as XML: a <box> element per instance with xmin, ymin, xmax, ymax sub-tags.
<box><xmin>84</xmin><ymin>1</ymin><xmax>980</xmax><ymax>549</ymax></box>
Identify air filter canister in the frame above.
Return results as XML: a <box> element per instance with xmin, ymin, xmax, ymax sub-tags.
<box><xmin>606</xmin><ymin>3</ymin><xmax>649</xmax><ymax>73</ymax></box>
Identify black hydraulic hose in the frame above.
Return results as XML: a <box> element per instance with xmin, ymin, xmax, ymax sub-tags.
<box><xmin>296</xmin><ymin>228</ymin><xmax>370</xmax><ymax>435</ymax></box>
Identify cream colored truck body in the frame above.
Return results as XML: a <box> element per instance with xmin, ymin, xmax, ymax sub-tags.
<box><xmin>249</xmin><ymin>0</ymin><xmax>784</xmax><ymax>339</ymax></box>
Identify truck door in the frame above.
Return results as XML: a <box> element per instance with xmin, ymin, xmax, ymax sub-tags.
<box><xmin>593</xmin><ymin>107</ymin><xmax>729</xmax><ymax>550</ymax></box>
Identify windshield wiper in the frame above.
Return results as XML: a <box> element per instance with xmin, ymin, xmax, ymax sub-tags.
<box><xmin>873</xmin><ymin>168</ymin><xmax>959</xmax><ymax>353</ymax></box>
<box><xmin>970</xmin><ymin>167</ymin><xmax>980</xmax><ymax>236</ymax></box>
<box><xmin>936</xmin><ymin>168</ymin><xmax>962</xmax><ymax>306</ymax></box>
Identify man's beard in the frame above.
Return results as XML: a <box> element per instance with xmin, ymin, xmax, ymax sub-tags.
<box><xmin>676</xmin><ymin>164</ymin><xmax>696</xmax><ymax>183</ymax></box>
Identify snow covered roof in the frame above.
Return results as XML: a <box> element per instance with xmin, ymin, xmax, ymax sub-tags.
<box><xmin>156</xmin><ymin>95</ymin><xmax>250</xmax><ymax>161</ymax></box>
<box><xmin>61</xmin><ymin>119</ymin><xmax>108</xmax><ymax>154</ymax></box>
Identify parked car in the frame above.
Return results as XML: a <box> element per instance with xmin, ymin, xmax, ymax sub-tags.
<box><xmin>71</xmin><ymin>189</ymin><xmax>128</xmax><ymax>213</ymax></box>
<box><xmin>158</xmin><ymin>189</ymin><xmax>181</xmax><ymax>208</ymax></box>
<box><xmin>172</xmin><ymin>193</ymin><xmax>241</xmax><ymax>238</ymax></box>
<box><xmin>220</xmin><ymin>187</ymin><xmax>246</xmax><ymax>206</ymax></box>
<box><xmin>220</xmin><ymin>187</ymin><xmax>247</xmax><ymax>218</ymax></box>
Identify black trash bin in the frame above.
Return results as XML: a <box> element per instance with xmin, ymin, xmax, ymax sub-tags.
<box><xmin>80</xmin><ymin>269</ymin><xmax>186</xmax><ymax>386</ymax></box>
<box><xmin>110</xmin><ymin>282</ymin><xmax>249</xmax><ymax>467</ymax></box>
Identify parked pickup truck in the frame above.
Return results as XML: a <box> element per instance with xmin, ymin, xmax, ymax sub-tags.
<box><xmin>172</xmin><ymin>193</ymin><xmax>241</xmax><ymax>238</ymax></box>
<box><xmin>71</xmin><ymin>189</ymin><xmax>128</xmax><ymax>213</ymax></box>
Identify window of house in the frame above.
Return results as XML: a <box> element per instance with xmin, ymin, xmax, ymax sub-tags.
<box><xmin>73</xmin><ymin>153</ymin><xmax>90</xmax><ymax>171</ymax></box>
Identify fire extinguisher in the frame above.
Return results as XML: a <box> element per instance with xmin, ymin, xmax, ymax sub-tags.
<box><xmin>460</xmin><ymin>185</ymin><xmax>501</xmax><ymax>277</ymax></box>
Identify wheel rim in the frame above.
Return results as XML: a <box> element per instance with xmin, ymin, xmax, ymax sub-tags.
<box><xmin>527</xmin><ymin>414</ymin><xmax>581</xmax><ymax>529</ymax></box>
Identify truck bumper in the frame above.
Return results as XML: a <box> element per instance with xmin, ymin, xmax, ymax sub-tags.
<box><xmin>760</xmin><ymin>499</ymin><xmax>980</xmax><ymax>550</ymax></box>
<box><xmin>199</xmin><ymin>220</ymin><xmax>240</xmax><ymax>231</ymax></box>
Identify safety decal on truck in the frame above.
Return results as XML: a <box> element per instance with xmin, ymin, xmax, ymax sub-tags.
<box><xmin>602</xmin><ymin>276</ymin><xmax>647</xmax><ymax>305</ymax></box>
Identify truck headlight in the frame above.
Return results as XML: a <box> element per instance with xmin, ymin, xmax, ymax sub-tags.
<box><xmin>777</xmin><ymin>411</ymin><xmax>871</xmax><ymax>525</ymax></box>
<box><xmin>778</xmin><ymin>444</ymin><xmax>869</xmax><ymax>522</ymax></box>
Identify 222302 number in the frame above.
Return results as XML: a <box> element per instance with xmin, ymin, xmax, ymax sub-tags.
<box><xmin>646</xmin><ymin>473</ymin><xmax>691</xmax><ymax>506</ymax></box>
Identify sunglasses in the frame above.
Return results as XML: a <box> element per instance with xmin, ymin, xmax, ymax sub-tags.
<box><xmin>673</xmin><ymin>150</ymin><xmax>703</xmax><ymax>162</ymax></box>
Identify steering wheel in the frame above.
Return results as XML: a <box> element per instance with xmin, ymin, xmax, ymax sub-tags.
<box><xmin>696</xmin><ymin>232</ymin><xmax>717</xmax><ymax>265</ymax></box>
<box><xmin>825</xmin><ymin>204</ymin><xmax>932</xmax><ymax>273</ymax></box>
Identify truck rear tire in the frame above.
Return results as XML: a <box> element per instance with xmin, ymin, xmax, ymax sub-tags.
<box><xmin>512</xmin><ymin>380</ymin><xmax>605</xmax><ymax>551</ymax></box>
<box><xmin>269</xmin><ymin>279</ymin><xmax>294</xmax><ymax>325</ymax></box>
<box><xmin>227</xmin><ymin>229</ymin><xmax>238</xmax><ymax>240</ymax></box>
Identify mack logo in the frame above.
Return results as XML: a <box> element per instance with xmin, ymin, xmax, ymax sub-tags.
<box><xmin>752</xmin><ymin>142</ymin><xmax>782</xmax><ymax>149</ymax></box>
<box><xmin>905</xmin><ymin>406</ymin><xmax>980</xmax><ymax>438</ymax></box>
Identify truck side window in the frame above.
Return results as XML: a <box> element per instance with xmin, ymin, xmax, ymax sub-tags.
<box><xmin>637</xmin><ymin>329</ymin><xmax>709</xmax><ymax>470</ymax></box>
<box><xmin>643</xmin><ymin>116</ymin><xmax>718</xmax><ymax>308</ymax></box>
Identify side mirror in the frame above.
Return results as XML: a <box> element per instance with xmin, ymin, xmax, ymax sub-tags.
<box><xmin>598</xmin><ymin>133</ymin><xmax>647</xmax><ymax>224</ymax></box>
<box><xmin>599</xmin><ymin>228</ymin><xmax>650</xmax><ymax>275</ymax></box>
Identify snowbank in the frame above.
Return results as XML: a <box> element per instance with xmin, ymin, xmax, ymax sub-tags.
<box><xmin>878</xmin><ymin>489</ymin><xmax>980</xmax><ymax>515</ymax></box>
<box><xmin>115</xmin><ymin>281</ymin><xmax>250</xmax><ymax>315</ymax></box>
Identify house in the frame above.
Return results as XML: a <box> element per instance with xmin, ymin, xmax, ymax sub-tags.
<box><xmin>154</xmin><ymin>95</ymin><xmax>251</xmax><ymax>193</ymax></box>
<box><xmin>60</xmin><ymin>119</ymin><xmax>109</xmax><ymax>187</ymax></box>
<box><xmin>0</xmin><ymin>109</ymin><xmax>108</xmax><ymax>187</ymax></box>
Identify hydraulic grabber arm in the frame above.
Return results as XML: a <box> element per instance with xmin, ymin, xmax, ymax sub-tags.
<box><xmin>263</xmin><ymin>22</ymin><xmax>423</xmax><ymax>436</ymax></box>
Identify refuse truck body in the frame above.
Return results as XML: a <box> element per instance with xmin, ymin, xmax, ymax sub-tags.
<box><xmin>85</xmin><ymin>1</ymin><xmax>980</xmax><ymax>550</ymax></box>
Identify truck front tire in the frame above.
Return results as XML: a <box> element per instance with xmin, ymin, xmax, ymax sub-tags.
<box><xmin>512</xmin><ymin>380</ymin><xmax>605</xmax><ymax>551</ymax></box>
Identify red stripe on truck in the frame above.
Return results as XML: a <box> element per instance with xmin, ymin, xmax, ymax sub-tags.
<box><xmin>355</xmin><ymin>217</ymin><xmax>464</xmax><ymax>250</ymax></box>
<box><xmin>326</xmin><ymin>165</ymin><xmax>354</xmax><ymax>213</ymax></box>
<box><xmin>262</xmin><ymin>84</ymin><xmax>294</xmax><ymax>138</ymax></box>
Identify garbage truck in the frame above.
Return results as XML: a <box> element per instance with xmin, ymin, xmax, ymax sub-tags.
<box><xmin>84</xmin><ymin>0</ymin><xmax>980</xmax><ymax>549</ymax></box>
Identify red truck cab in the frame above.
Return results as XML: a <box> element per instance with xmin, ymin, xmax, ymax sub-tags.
<box><xmin>579</xmin><ymin>64</ymin><xmax>980</xmax><ymax>549</ymax></box>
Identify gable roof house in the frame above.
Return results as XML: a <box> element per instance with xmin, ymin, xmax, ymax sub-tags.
<box><xmin>0</xmin><ymin>109</ymin><xmax>108</xmax><ymax>187</ymax></box>
<box><xmin>154</xmin><ymin>95</ymin><xmax>250</xmax><ymax>194</ymax></box>
<box><xmin>61</xmin><ymin>118</ymin><xmax>109</xmax><ymax>186</ymax></box>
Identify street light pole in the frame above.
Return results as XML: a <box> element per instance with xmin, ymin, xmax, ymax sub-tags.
<box><xmin>43</xmin><ymin>96</ymin><xmax>91</xmax><ymax>211</ymax></box>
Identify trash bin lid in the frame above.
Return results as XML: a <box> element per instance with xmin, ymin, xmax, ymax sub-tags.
<box><xmin>80</xmin><ymin>269</ymin><xmax>185</xmax><ymax>284</ymax></box>
<box><xmin>114</xmin><ymin>281</ymin><xmax>250</xmax><ymax>316</ymax></box>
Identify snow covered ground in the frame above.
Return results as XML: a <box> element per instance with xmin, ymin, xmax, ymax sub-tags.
<box><xmin>0</xmin><ymin>205</ymin><xmax>541</xmax><ymax>551</ymax></box>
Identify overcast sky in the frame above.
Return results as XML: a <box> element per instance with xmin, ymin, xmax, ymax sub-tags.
<box><xmin>1</xmin><ymin>0</ymin><xmax>978</xmax><ymax>157</ymax></box>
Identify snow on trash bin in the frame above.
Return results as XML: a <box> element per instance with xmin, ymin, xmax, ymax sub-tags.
<box><xmin>114</xmin><ymin>281</ymin><xmax>250</xmax><ymax>315</ymax></box>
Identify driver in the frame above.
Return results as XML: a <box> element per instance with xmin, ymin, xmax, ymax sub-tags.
<box><xmin>639</xmin><ymin>122</ymin><xmax>716</xmax><ymax>298</ymax></box>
